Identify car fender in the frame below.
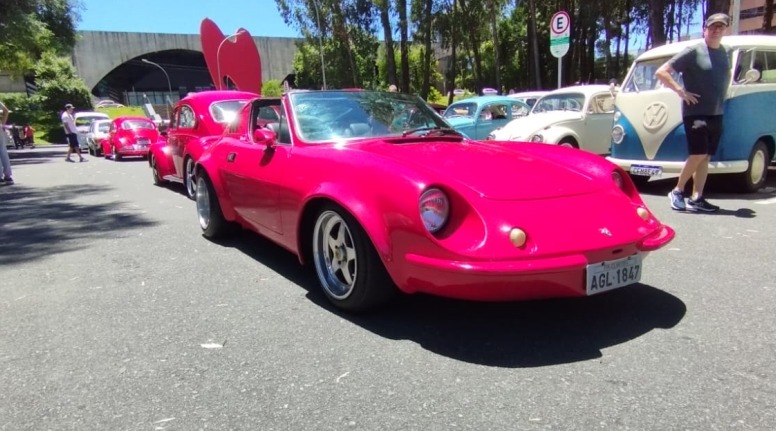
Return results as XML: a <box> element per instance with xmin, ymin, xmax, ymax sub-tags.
<box><xmin>541</xmin><ymin>125</ymin><xmax>581</xmax><ymax>145</ymax></box>
<box><xmin>185</xmin><ymin>135</ymin><xmax>221</xmax><ymax>162</ymax></box>
<box><xmin>148</xmin><ymin>141</ymin><xmax>175</xmax><ymax>177</ymax></box>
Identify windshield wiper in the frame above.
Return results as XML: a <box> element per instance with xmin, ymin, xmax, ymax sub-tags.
<box><xmin>401</xmin><ymin>126</ymin><xmax>462</xmax><ymax>137</ymax></box>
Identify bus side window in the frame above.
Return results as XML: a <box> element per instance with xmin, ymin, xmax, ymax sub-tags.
<box><xmin>758</xmin><ymin>51</ymin><xmax>776</xmax><ymax>83</ymax></box>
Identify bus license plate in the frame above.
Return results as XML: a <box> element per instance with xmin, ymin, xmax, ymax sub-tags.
<box><xmin>586</xmin><ymin>254</ymin><xmax>642</xmax><ymax>295</ymax></box>
<box><xmin>630</xmin><ymin>164</ymin><xmax>662</xmax><ymax>177</ymax></box>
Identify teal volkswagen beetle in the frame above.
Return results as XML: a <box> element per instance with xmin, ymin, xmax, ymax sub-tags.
<box><xmin>443</xmin><ymin>96</ymin><xmax>530</xmax><ymax>140</ymax></box>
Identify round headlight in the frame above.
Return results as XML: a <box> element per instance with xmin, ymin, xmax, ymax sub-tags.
<box><xmin>612</xmin><ymin>125</ymin><xmax>625</xmax><ymax>144</ymax></box>
<box><xmin>530</xmin><ymin>134</ymin><xmax>544</xmax><ymax>142</ymax></box>
<box><xmin>419</xmin><ymin>188</ymin><xmax>449</xmax><ymax>233</ymax></box>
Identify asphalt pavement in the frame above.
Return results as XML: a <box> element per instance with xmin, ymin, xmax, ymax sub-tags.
<box><xmin>1</xmin><ymin>145</ymin><xmax>775</xmax><ymax>430</ymax></box>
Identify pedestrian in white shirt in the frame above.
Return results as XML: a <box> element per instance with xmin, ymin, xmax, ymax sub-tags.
<box><xmin>62</xmin><ymin>103</ymin><xmax>85</xmax><ymax>162</ymax></box>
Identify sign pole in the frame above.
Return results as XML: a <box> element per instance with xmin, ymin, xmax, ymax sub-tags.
<box><xmin>549</xmin><ymin>11</ymin><xmax>570</xmax><ymax>89</ymax></box>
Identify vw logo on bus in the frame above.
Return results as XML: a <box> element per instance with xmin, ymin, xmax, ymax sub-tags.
<box><xmin>642</xmin><ymin>102</ymin><xmax>668</xmax><ymax>132</ymax></box>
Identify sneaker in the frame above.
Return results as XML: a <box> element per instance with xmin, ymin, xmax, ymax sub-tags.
<box><xmin>4</xmin><ymin>177</ymin><xmax>13</xmax><ymax>185</ymax></box>
<box><xmin>668</xmin><ymin>190</ymin><xmax>686</xmax><ymax>211</ymax></box>
<box><xmin>687</xmin><ymin>196</ymin><xmax>720</xmax><ymax>213</ymax></box>
<box><xmin>65</xmin><ymin>158</ymin><xmax>74</xmax><ymax>163</ymax></box>
<box><xmin>79</xmin><ymin>157</ymin><xmax>87</xmax><ymax>162</ymax></box>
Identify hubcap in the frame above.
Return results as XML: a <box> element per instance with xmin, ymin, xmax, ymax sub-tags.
<box><xmin>186</xmin><ymin>159</ymin><xmax>197</xmax><ymax>197</ymax></box>
<box><xmin>750</xmin><ymin>148</ymin><xmax>766</xmax><ymax>186</ymax></box>
<box><xmin>313</xmin><ymin>211</ymin><xmax>357</xmax><ymax>300</ymax></box>
<box><xmin>196</xmin><ymin>177</ymin><xmax>210</xmax><ymax>229</ymax></box>
<box><xmin>151</xmin><ymin>157</ymin><xmax>159</xmax><ymax>182</ymax></box>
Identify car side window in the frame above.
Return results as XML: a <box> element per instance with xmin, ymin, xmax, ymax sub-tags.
<box><xmin>588</xmin><ymin>94</ymin><xmax>615</xmax><ymax>114</ymax></box>
<box><xmin>511</xmin><ymin>103</ymin><xmax>529</xmax><ymax>118</ymax></box>
<box><xmin>178</xmin><ymin>106</ymin><xmax>196</xmax><ymax>129</ymax></box>
<box><xmin>275</xmin><ymin>109</ymin><xmax>291</xmax><ymax>145</ymax></box>
<box><xmin>169</xmin><ymin>108</ymin><xmax>180</xmax><ymax>130</ymax></box>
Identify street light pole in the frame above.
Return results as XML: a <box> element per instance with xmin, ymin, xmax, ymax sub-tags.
<box><xmin>216</xmin><ymin>30</ymin><xmax>246</xmax><ymax>90</ymax></box>
<box><xmin>141</xmin><ymin>58</ymin><xmax>172</xmax><ymax>121</ymax></box>
<box><xmin>312</xmin><ymin>0</ymin><xmax>327</xmax><ymax>89</ymax></box>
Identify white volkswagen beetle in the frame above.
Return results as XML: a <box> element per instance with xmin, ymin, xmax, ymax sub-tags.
<box><xmin>490</xmin><ymin>85</ymin><xmax>616</xmax><ymax>155</ymax></box>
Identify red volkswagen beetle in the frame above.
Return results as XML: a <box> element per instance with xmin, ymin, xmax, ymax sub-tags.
<box><xmin>100</xmin><ymin>116</ymin><xmax>160</xmax><ymax>161</ymax></box>
<box><xmin>148</xmin><ymin>90</ymin><xmax>258</xmax><ymax>199</ymax></box>
<box><xmin>194</xmin><ymin>90</ymin><xmax>675</xmax><ymax>312</ymax></box>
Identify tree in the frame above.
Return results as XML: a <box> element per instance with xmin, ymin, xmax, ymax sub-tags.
<box><xmin>34</xmin><ymin>52</ymin><xmax>92</xmax><ymax>114</ymax></box>
<box><xmin>0</xmin><ymin>0</ymin><xmax>81</xmax><ymax>77</ymax></box>
<box><xmin>764</xmin><ymin>0</ymin><xmax>775</xmax><ymax>33</ymax></box>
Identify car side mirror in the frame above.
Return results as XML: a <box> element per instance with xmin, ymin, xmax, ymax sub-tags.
<box><xmin>743</xmin><ymin>69</ymin><xmax>761</xmax><ymax>84</ymax></box>
<box><xmin>253</xmin><ymin>128</ymin><xmax>276</xmax><ymax>147</ymax></box>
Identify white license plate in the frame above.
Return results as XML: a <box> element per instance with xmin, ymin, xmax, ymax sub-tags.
<box><xmin>586</xmin><ymin>254</ymin><xmax>642</xmax><ymax>295</ymax></box>
<box><xmin>630</xmin><ymin>164</ymin><xmax>662</xmax><ymax>177</ymax></box>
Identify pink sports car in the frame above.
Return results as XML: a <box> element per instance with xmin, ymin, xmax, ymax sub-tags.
<box><xmin>148</xmin><ymin>90</ymin><xmax>258</xmax><ymax>199</ymax></box>
<box><xmin>194</xmin><ymin>90</ymin><xmax>675</xmax><ymax>312</ymax></box>
<box><xmin>101</xmin><ymin>116</ymin><xmax>161</xmax><ymax>161</ymax></box>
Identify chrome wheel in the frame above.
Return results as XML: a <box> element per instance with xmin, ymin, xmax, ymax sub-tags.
<box><xmin>196</xmin><ymin>176</ymin><xmax>211</xmax><ymax>230</ymax></box>
<box><xmin>185</xmin><ymin>158</ymin><xmax>197</xmax><ymax>199</ymax></box>
<box><xmin>112</xmin><ymin>146</ymin><xmax>121</xmax><ymax>161</ymax></box>
<box><xmin>313</xmin><ymin>210</ymin><xmax>357</xmax><ymax>300</ymax></box>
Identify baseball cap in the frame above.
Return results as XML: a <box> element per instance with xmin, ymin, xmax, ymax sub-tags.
<box><xmin>64</xmin><ymin>103</ymin><xmax>74</xmax><ymax>109</ymax></box>
<box><xmin>705</xmin><ymin>13</ymin><xmax>730</xmax><ymax>28</ymax></box>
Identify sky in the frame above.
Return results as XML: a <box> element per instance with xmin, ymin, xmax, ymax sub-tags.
<box><xmin>76</xmin><ymin>0</ymin><xmax>299</xmax><ymax>38</ymax></box>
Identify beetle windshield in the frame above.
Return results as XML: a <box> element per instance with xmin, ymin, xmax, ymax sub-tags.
<box><xmin>531</xmin><ymin>93</ymin><xmax>586</xmax><ymax>113</ymax></box>
<box><xmin>289</xmin><ymin>90</ymin><xmax>450</xmax><ymax>142</ymax></box>
<box><xmin>121</xmin><ymin>119</ymin><xmax>155</xmax><ymax>130</ymax></box>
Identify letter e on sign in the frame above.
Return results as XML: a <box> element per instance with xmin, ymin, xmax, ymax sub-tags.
<box><xmin>550</xmin><ymin>11</ymin><xmax>571</xmax><ymax>58</ymax></box>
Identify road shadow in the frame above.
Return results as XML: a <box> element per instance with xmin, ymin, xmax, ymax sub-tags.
<box><xmin>635</xmin><ymin>166</ymin><xmax>776</xmax><ymax>201</ymax></box>
<box><xmin>6</xmin><ymin>147</ymin><xmax>68</xmax><ymax>166</ymax></box>
<box><xmin>0</xmin><ymin>184</ymin><xmax>158</xmax><ymax>265</ymax></box>
<box><xmin>214</xmin><ymin>230</ymin><xmax>686</xmax><ymax>368</ymax></box>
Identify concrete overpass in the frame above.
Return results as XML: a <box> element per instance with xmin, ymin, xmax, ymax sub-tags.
<box><xmin>71</xmin><ymin>31</ymin><xmax>300</xmax><ymax>102</ymax></box>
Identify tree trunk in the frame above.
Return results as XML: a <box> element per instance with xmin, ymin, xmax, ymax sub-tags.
<box><xmin>421</xmin><ymin>0</ymin><xmax>433</xmax><ymax>99</ymax></box>
<box><xmin>649</xmin><ymin>0</ymin><xmax>667</xmax><ymax>47</ymax></box>
<box><xmin>378</xmin><ymin>0</ymin><xmax>398</xmax><ymax>88</ymax></box>
<box><xmin>528</xmin><ymin>0</ymin><xmax>541</xmax><ymax>88</ymax></box>
<box><xmin>448</xmin><ymin>0</ymin><xmax>458</xmax><ymax>105</ymax></box>
<box><xmin>764</xmin><ymin>0</ymin><xmax>775</xmax><ymax>33</ymax></box>
<box><xmin>490</xmin><ymin>0</ymin><xmax>502</xmax><ymax>94</ymax></box>
<box><xmin>397</xmin><ymin>0</ymin><xmax>410</xmax><ymax>93</ymax></box>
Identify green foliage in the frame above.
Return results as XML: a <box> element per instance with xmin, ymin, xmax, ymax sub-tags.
<box><xmin>95</xmin><ymin>106</ymin><xmax>145</xmax><ymax>119</ymax></box>
<box><xmin>0</xmin><ymin>0</ymin><xmax>80</xmax><ymax>77</ymax></box>
<box><xmin>34</xmin><ymin>52</ymin><xmax>92</xmax><ymax>114</ymax></box>
<box><xmin>262</xmin><ymin>79</ymin><xmax>283</xmax><ymax>96</ymax></box>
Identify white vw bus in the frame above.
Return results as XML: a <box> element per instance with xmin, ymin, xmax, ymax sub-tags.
<box><xmin>608</xmin><ymin>35</ymin><xmax>776</xmax><ymax>192</ymax></box>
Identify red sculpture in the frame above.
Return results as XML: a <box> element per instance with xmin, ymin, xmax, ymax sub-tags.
<box><xmin>200</xmin><ymin>18</ymin><xmax>263</xmax><ymax>95</ymax></box>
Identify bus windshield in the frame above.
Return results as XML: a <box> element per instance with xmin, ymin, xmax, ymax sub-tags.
<box><xmin>622</xmin><ymin>56</ymin><xmax>682</xmax><ymax>92</ymax></box>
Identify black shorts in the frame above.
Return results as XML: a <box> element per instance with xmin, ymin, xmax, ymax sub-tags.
<box><xmin>683</xmin><ymin>115</ymin><xmax>722</xmax><ymax>156</ymax></box>
<box><xmin>66</xmin><ymin>133</ymin><xmax>79</xmax><ymax>149</ymax></box>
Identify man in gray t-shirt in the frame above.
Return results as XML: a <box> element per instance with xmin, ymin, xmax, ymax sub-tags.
<box><xmin>655</xmin><ymin>12</ymin><xmax>731</xmax><ymax>213</ymax></box>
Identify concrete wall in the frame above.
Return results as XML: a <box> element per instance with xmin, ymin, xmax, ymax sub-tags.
<box><xmin>73</xmin><ymin>31</ymin><xmax>301</xmax><ymax>91</ymax></box>
<box><xmin>0</xmin><ymin>73</ymin><xmax>26</xmax><ymax>93</ymax></box>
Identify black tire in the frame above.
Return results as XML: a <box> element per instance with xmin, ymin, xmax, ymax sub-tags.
<box><xmin>195</xmin><ymin>171</ymin><xmax>234</xmax><ymax>239</ymax></box>
<box><xmin>628</xmin><ymin>174</ymin><xmax>651</xmax><ymax>188</ymax></box>
<box><xmin>735</xmin><ymin>140</ymin><xmax>769</xmax><ymax>193</ymax></box>
<box><xmin>312</xmin><ymin>204</ymin><xmax>396</xmax><ymax>312</ymax></box>
<box><xmin>112</xmin><ymin>146</ymin><xmax>122</xmax><ymax>161</ymax></box>
<box><xmin>150</xmin><ymin>155</ymin><xmax>164</xmax><ymax>185</ymax></box>
<box><xmin>559</xmin><ymin>138</ymin><xmax>579</xmax><ymax>149</ymax></box>
<box><xmin>184</xmin><ymin>157</ymin><xmax>197</xmax><ymax>200</ymax></box>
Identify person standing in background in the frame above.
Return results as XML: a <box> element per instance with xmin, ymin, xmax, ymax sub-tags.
<box><xmin>0</xmin><ymin>100</ymin><xmax>14</xmax><ymax>184</ymax></box>
<box><xmin>22</xmin><ymin>123</ymin><xmax>35</xmax><ymax>149</ymax></box>
<box><xmin>655</xmin><ymin>13</ymin><xmax>731</xmax><ymax>213</ymax></box>
<box><xmin>62</xmin><ymin>103</ymin><xmax>85</xmax><ymax>162</ymax></box>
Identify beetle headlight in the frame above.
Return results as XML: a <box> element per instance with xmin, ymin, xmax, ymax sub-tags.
<box><xmin>419</xmin><ymin>188</ymin><xmax>449</xmax><ymax>233</ymax></box>
<box><xmin>612</xmin><ymin>125</ymin><xmax>625</xmax><ymax>144</ymax></box>
<box><xmin>530</xmin><ymin>134</ymin><xmax>544</xmax><ymax>142</ymax></box>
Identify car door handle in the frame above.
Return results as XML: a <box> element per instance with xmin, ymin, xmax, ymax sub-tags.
<box><xmin>227</xmin><ymin>153</ymin><xmax>236</xmax><ymax>162</ymax></box>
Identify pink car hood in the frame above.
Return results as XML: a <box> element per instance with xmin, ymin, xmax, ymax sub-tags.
<box><xmin>359</xmin><ymin>140</ymin><xmax>603</xmax><ymax>200</ymax></box>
